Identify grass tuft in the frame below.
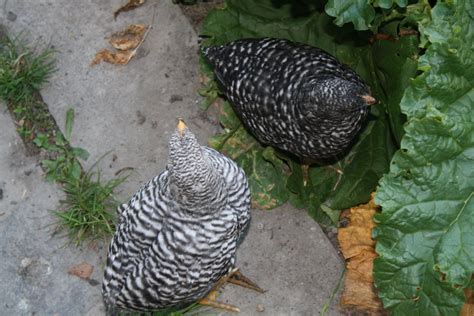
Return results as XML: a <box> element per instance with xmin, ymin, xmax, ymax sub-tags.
<box><xmin>0</xmin><ymin>31</ymin><xmax>127</xmax><ymax>246</ymax></box>
<box><xmin>53</xmin><ymin>167</ymin><xmax>127</xmax><ymax>246</ymax></box>
<box><xmin>0</xmin><ymin>33</ymin><xmax>56</xmax><ymax>104</ymax></box>
<box><xmin>33</xmin><ymin>109</ymin><xmax>129</xmax><ymax>246</ymax></box>
<box><xmin>0</xmin><ymin>30</ymin><xmax>58</xmax><ymax>148</ymax></box>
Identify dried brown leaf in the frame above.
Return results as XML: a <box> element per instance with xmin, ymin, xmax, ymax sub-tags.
<box><xmin>461</xmin><ymin>288</ymin><xmax>474</xmax><ymax>316</ymax></box>
<box><xmin>68</xmin><ymin>262</ymin><xmax>93</xmax><ymax>279</ymax></box>
<box><xmin>346</xmin><ymin>250</ymin><xmax>377</xmax><ymax>283</ymax></box>
<box><xmin>342</xmin><ymin>270</ymin><xmax>384</xmax><ymax>314</ymax></box>
<box><xmin>338</xmin><ymin>193</ymin><xmax>385</xmax><ymax>314</ymax></box>
<box><xmin>92</xmin><ymin>24</ymin><xmax>149</xmax><ymax>66</ymax></box>
<box><xmin>91</xmin><ymin>49</ymin><xmax>136</xmax><ymax>66</ymax></box>
<box><xmin>114</xmin><ymin>0</ymin><xmax>145</xmax><ymax>20</ymax></box>
<box><xmin>108</xmin><ymin>24</ymin><xmax>147</xmax><ymax>51</ymax></box>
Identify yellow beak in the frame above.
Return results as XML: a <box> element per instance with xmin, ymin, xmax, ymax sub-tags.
<box><xmin>177</xmin><ymin>118</ymin><xmax>186</xmax><ymax>136</ymax></box>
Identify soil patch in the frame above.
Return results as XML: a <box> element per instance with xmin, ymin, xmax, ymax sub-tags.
<box><xmin>178</xmin><ymin>0</ymin><xmax>224</xmax><ymax>32</ymax></box>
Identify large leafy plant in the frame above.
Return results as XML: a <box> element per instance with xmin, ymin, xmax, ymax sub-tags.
<box><xmin>198</xmin><ymin>0</ymin><xmax>473</xmax><ymax>313</ymax></box>
<box><xmin>374</xmin><ymin>0</ymin><xmax>474</xmax><ymax>314</ymax></box>
<box><xmin>199</xmin><ymin>0</ymin><xmax>420</xmax><ymax>225</ymax></box>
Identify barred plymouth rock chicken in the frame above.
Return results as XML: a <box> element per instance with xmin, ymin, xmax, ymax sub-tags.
<box><xmin>102</xmin><ymin>120</ymin><xmax>261</xmax><ymax>313</ymax></box>
<box><xmin>202</xmin><ymin>38</ymin><xmax>375</xmax><ymax>162</ymax></box>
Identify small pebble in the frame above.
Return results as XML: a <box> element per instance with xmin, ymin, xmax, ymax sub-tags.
<box><xmin>88</xmin><ymin>279</ymin><xmax>100</xmax><ymax>286</ymax></box>
<box><xmin>21</xmin><ymin>258</ymin><xmax>32</xmax><ymax>267</ymax></box>
<box><xmin>256</xmin><ymin>222</ymin><xmax>264</xmax><ymax>230</ymax></box>
<box><xmin>136</xmin><ymin>111</ymin><xmax>146</xmax><ymax>125</ymax></box>
<box><xmin>169</xmin><ymin>94</ymin><xmax>183</xmax><ymax>103</ymax></box>
<box><xmin>256</xmin><ymin>304</ymin><xmax>265</xmax><ymax>312</ymax></box>
<box><xmin>7</xmin><ymin>11</ymin><xmax>17</xmax><ymax>22</ymax></box>
<box><xmin>17</xmin><ymin>298</ymin><xmax>28</xmax><ymax>310</ymax></box>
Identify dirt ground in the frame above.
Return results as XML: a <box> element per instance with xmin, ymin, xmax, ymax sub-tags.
<box><xmin>178</xmin><ymin>0</ymin><xmax>224</xmax><ymax>32</ymax></box>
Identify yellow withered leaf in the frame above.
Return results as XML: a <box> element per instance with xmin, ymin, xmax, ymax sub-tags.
<box><xmin>338</xmin><ymin>193</ymin><xmax>385</xmax><ymax>315</ymax></box>
<box><xmin>114</xmin><ymin>0</ymin><xmax>145</xmax><ymax>20</ymax></box>
<box><xmin>108</xmin><ymin>24</ymin><xmax>147</xmax><ymax>51</ymax></box>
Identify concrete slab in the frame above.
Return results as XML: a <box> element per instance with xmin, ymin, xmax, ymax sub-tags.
<box><xmin>220</xmin><ymin>206</ymin><xmax>344</xmax><ymax>316</ymax></box>
<box><xmin>0</xmin><ymin>1</ymin><xmax>344</xmax><ymax>315</ymax></box>
<box><xmin>1</xmin><ymin>0</ymin><xmax>219</xmax><ymax>196</ymax></box>
<box><xmin>0</xmin><ymin>110</ymin><xmax>106</xmax><ymax>315</ymax></box>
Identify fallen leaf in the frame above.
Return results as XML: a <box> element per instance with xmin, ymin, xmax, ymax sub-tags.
<box><xmin>346</xmin><ymin>250</ymin><xmax>377</xmax><ymax>278</ymax></box>
<box><xmin>338</xmin><ymin>193</ymin><xmax>385</xmax><ymax>314</ymax></box>
<box><xmin>108</xmin><ymin>24</ymin><xmax>147</xmax><ymax>51</ymax></box>
<box><xmin>342</xmin><ymin>269</ymin><xmax>384</xmax><ymax>314</ymax></box>
<box><xmin>91</xmin><ymin>24</ymin><xmax>149</xmax><ymax>66</ymax></box>
<box><xmin>461</xmin><ymin>288</ymin><xmax>474</xmax><ymax>316</ymax></box>
<box><xmin>68</xmin><ymin>262</ymin><xmax>93</xmax><ymax>279</ymax></box>
<box><xmin>91</xmin><ymin>49</ymin><xmax>136</xmax><ymax>66</ymax></box>
<box><xmin>114</xmin><ymin>0</ymin><xmax>145</xmax><ymax>20</ymax></box>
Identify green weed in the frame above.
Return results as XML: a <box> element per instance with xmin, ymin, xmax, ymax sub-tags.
<box><xmin>0</xmin><ymin>31</ymin><xmax>58</xmax><ymax>145</ymax></box>
<box><xmin>0</xmin><ymin>30</ymin><xmax>125</xmax><ymax>246</ymax></box>
<box><xmin>34</xmin><ymin>109</ymin><xmax>128</xmax><ymax>245</ymax></box>
<box><xmin>34</xmin><ymin>109</ymin><xmax>88</xmax><ymax>183</ymax></box>
<box><xmin>17</xmin><ymin>125</ymin><xmax>32</xmax><ymax>138</ymax></box>
<box><xmin>0</xmin><ymin>33</ymin><xmax>55</xmax><ymax>104</ymax></box>
<box><xmin>53</xmin><ymin>166</ymin><xmax>127</xmax><ymax>246</ymax></box>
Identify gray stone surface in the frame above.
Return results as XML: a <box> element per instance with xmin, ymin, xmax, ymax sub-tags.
<box><xmin>0</xmin><ymin>110</ymin><xmax>106</xmax><ymax>315</ymax></box>
<box><xmin>0</xmin><ymin>0</ymin><xmax>344</xmax><ymax>315</ymax></box>
<box><xmin>219</xmin><ymin>207</ymin><xmax>343</xmax><ymax>316</ymax></box>
<box><xmin>1</xmin><ymin>0</ymin><xmax>219</xmax><ymax>197</ymax></box>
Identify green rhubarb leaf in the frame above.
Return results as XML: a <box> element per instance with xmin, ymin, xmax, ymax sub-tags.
<box><xmin>374</xmin><ymin>0</ymin><xmax>408</xmax><ymax>9</ymax></box>
<box><xmin>374</xmin><ymin>0</ymin><xmax>474</xmax><ymax>314</ymax></box>
<box><xmin>325</xmin><ymin>0</ymin><xmax>376</xmax><ymax>31</ymax></box>
<box><xmin>218</xmin><ymin>100</ymin><xmax>241</xmax><ymax>131</ymax></box>
<box><xmin>209</xmin><ymin>126</ymin><xmax>258</xmax><ymax>160</ymax></box>
<box><xmin>209</xmin><ymin>127</ymin><xmax>289</xmax><ymax>209</ymax></box>
<box><xmin>371</xmin><ymin>21</ymin><xmax>420</xmax><ymax>144</ymax></box>
<box><xmin>289</xmin><ymin>111</ymin><xmax>394</xmax><ymax>225</ymax></box>
<box><xmin>325</xmin><ymin>0</ymin><xmax>410</xmax><ymax>31</ymax></box>
<box><xmin>237</xmin><ymin>146</ymin><xmax>289</xmax><ymax>210</ymax></box>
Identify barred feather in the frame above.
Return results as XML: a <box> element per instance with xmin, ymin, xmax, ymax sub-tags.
<box><xmin>102</xmin><ymin>125</ymin><xmax>250</xmax><ymax>312</ymax></box>
<box><xmin>202</xmin><ymin>37</ymin><xmax>372</xmax><ymax>160</ymax></box>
